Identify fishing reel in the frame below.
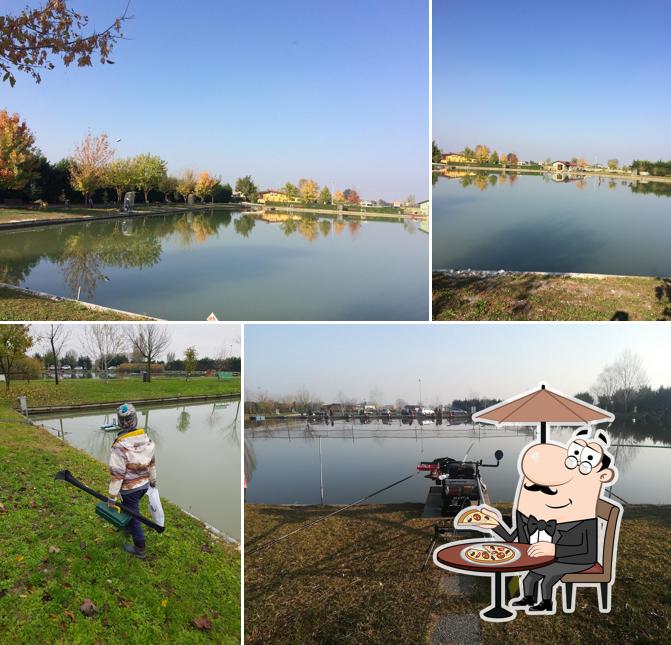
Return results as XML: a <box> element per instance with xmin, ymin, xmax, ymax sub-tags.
<box><xmin>417</xmin><ymin>450</ymin><xmax>503</xmax><ymax>517</ymax></box>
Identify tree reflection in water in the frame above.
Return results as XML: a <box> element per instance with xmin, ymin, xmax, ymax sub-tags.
<box><xmin>3</xmin><ymin>208</ymin><xmax>419</xmax><ymax>301</ymax></box>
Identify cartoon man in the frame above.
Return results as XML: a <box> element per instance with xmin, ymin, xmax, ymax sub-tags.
<box><xmin>459</xmin><ymin>427</ymin><xmax>618</xmax><ymax>614</ymax></box>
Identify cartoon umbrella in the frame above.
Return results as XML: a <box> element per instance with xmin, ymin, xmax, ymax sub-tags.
<box><xmin>472</xmin><ymin>382</ymin><xmax>613</xmax><ymax>443</ymax></box>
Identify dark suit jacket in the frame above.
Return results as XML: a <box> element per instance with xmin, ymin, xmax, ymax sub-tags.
<box><xmin>493</xmin><ymin>512</ymin><xmax>597</xmax><ymax>565</ymax></box>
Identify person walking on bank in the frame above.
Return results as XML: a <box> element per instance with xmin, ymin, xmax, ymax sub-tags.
<box><xmin>107</xmin><ymin>403</ymin><xmax>157</xmax><ymax>559</ymax></box>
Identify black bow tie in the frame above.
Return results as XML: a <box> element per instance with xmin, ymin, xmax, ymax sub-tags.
<box><xmin>525</xmin><ymin>515</ymin><xmax>557</xmax><ymax>536</ymax></box>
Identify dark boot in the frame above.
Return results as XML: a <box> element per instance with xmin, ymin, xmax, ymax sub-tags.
<box><xmin>511</xmin><ymin>595</ymin><xmax>535</xmax><ymax>607</ymax></box>
<box><xmin>123</xmin><ymin>544</ymin><xmax>146</xmax><ymax>559</ymax></box>
<box><xmin>528</xmin><ymin>599</ymin><xmax>554</xmax><ymax>613</ymax></box>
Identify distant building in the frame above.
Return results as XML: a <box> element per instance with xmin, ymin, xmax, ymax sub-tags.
<box><xmin>360</xmin><ymin>200</ymin><xmax>375</xmax><ymax>207</ymax></box>
<box><xmin>551</xmin><ymin>161</ymin><xmax>571</xmax><ymax>172</ymax></box>
<box><xmin>417</xmin><ymin>200</ymin><xmax>429</xmax><ymax>216</ymax></box>
<box><xmin>257</xmin><ymin>190</ymin><xmax>295</xmax><ymax>204</ymax></box>
<box><xmin>440</xmin><ymin>152</ymin><xmax>474</xmax><ymax>164</ymax></box>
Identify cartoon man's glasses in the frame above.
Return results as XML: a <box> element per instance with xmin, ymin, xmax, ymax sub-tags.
<box><xmin>565</xmin><ymin>441</ymin><xmax>602</xmax><ymax>475</ymax></box>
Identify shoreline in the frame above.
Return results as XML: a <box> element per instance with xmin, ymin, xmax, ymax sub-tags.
<box><xmin>255</xmin><ymin>205</ymin><xmax>426</xmax><ymax>220</ymax></box>
<box><xmin>26</xmin><ymin>391</ymin><xmax>240</xmax><ymax>415</ymax></box>
<box><xmin>0</xmin><ymin>202</ymin><xmax>248</xmax><ymax>231</ymax></box>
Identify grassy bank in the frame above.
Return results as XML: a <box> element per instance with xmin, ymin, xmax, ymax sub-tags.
<box><xmin>0</xmin><ymin>286</ymin><xmax>148</xmax><ymax>321</ymax></box>
<box><xmin>0</xmin><ymin>376</ymin><xmax>241</xmax><ymax>410</ymax></box>
<box><xmin>245</xmin><ymin>502</ymin><xmax>671</xmax><ymax>644</ymax></box>
<box><xmin>0</xmin><ymin>406</ymin><xmax>240</xmax><ymax>642</ymax></box>
<box><xmin>433</xmin><ymin>272</ymin><xmax>671</xmax><ymax>321</ymax></box>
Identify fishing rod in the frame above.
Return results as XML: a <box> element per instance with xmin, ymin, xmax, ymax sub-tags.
<box><xmin>247</xmin><ymin>471</ymin><xmax>420</xmax><ymax>555</ymax></box>
<box><xmin>55</xmin><ymin>469</ymin><xmax>165</xmax><ymax>533</ymax></box>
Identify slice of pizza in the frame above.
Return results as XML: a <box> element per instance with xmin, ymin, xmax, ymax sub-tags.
<box><xmin>456</xmin><ymin>507</ymin><xmax>500</xmax><ymax>528</ymax></box>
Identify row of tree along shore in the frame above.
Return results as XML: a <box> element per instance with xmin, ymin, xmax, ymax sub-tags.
<box><xmin>0</xmin><ymin>109</ymin><xmax>404</xmax><ymax>210</ymax></box>
<box><xmin>0</xmin><ymin>324</ymin><xmax>240</xmax><ymax>390</ymax></box>
<box><xmin>432</xmin><ymin>140</ymin><xmax>671</xmax><ymax>177</ymax></box>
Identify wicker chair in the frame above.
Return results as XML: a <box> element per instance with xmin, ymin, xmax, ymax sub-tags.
<box><xmin>562</xmin><ymin>498</ymin><xmax>622</xmax><ymax>612</ymax></box>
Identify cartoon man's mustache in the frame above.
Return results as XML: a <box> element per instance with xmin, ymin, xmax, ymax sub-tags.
<box><xmin>523</xmin><ymin>482</ymin><xmax>558</xmax><ymax>496</ymax></box>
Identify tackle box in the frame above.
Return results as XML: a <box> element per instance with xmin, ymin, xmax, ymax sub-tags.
<box><xmin>95</xmin><ymin>501</ymin><xmax>132</xmax><ymax>529</ymax></box>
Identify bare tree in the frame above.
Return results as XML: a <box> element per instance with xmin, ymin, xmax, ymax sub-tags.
<box><xmin>83</xmin><ymin>324</ymin><xmax>123</xmax><ymax>381</ymax></box>
<box><xmin>612</xmin><ymin>350</ymin><xmax>647</xmax><ymax>413</ymax></box>
<box><xmin>125</xmin><ymin>325</ymin><xmax>171</xmax><ymax>383</ymax></box>
<box><xmin>368</xmin><ymin>387</ymin><xmax>383</xmax><ymax>406</ymax></box>
<box><xmin>42</xmin><ymin>324</ymin><xmax>69</xmax><ymax>385</ymax></box>
<box><xmin>593</xmin><ymin>365</ymin><xmax>618</xmax><ymax>410</ymax></box>
<box><xmin>295</xmin><ymin>386</ymin><xmax>313</xmax><ymax>411</ymax></box>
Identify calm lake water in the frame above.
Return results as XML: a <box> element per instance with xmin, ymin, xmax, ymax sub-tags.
<box><xmin>245</xmin><ymin>420</ymin><xmax>671</xmax><ymax>506</ymax></box>
<box><xmin>2</xmin><ymin>210</ymin><xmax>428</xmax><ymax>320</ymax></box>
<box><xmin>36</xmin><ymin>399</ymin><xmax>241</xmax><ymax>540</ymax></box>
<box><xmin>433</xmin><ymin>173</ymin><xmax>671</xmax><ymax>275</ymax></box>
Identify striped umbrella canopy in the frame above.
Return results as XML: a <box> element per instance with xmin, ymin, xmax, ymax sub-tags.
<box><xmin>472</xmin><ymin>383</ymin><xmax>614</xmax><ymax>443</ymax></box>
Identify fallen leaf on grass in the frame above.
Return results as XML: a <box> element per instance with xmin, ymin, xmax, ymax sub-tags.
<box><xmin>161</xmin><ymin>598</ymin><xmax>168</xmax><ymax>607</ymax></box>
<box><xmin>15</xmin><ymin>555</ymin><xmax>24</xmax><ymax>562</ymax></box>
<box><xmin>48</xmin><ymin>546</ymin><xmax>60</xmax><ymax>554</ymax></box>
<box><xmin>0</xmin><ymin>502</ymin><xmax>7</xmax><ymax>512</ymax></box>
<box><xmin>62</xmin><ymin>609</ymin><xmax>75</xmax><ymax>622</ymax></box>
<box><xmin>192</xmin><ymin>615</ymin><xmax>212</xmax><ymax>630</ymax></box>
<box><xmin>80</xmin><ymin>599</ymin><xmax>98</xmax><ymax>616</ymax></box>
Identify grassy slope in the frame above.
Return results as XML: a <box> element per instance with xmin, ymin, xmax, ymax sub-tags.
<box><xmin>433</xmin><ymin>273</ymin><xmax>671</xmax><ymax>321</ymax></box>
<box><xmin>0</xmin><ymin>377</ymin><xmax>241</xmax><ymax>410</ymax></box>
<box><xmin>245</xmin><ymin>503</ymin><xmax>671</xmax><ymax>645</ymax></box>
<box><xmin>0</xmin><ymin>406</ymin><xmax>240</xmax><ymax>643</ymax></box>
<box><xmin>0</xmin><ymin>287</ymin><xmax>148</xmax><ymax>321</ymax></box>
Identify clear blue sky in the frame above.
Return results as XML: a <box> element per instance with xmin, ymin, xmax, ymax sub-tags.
<box><xmin>245</xmin><ymin>323</ymin><xmax>671</xmax><ymax>403</ymax></box>
<box><xmin>4</xmin><ymin>0</ymin><xmax>428</xmax><ymax>201</ymax></box>
<box><xmin>433</xmin><ymin>0</ymin><xmax>671</xmax><ymax>164</ymax></box>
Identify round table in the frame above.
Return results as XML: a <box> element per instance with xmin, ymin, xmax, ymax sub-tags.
<box><xmin>434</xmin><ymin>539</ymin><xmax>555</xmax><ymax>621</ymax></box>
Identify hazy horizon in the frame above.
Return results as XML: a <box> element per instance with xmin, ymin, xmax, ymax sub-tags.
<box><xmin>433</xmin><ymin>0</ymin><xmax>671</xmax><ymax>165</ymax></box>
<box><xmin>245</xmin><ymin>324</ymin><xmax>671</xmax><ymax>404</ymax></box>
<box><xmin>4</xmin><ymin>0</ymin><xmax>428</xmax><ymax>201</ymax></box>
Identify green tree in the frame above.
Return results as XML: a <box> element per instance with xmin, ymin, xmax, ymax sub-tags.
<box><xmin>318</xmin><ymin>186</ymin><xmax>332</xmax><ymax>204</ymax></box>
<box><xmin>184</xmin><ymin>346</ymin><xmax>197</xmax><ymax>381</ymax></box>
<box><xmin>490</xmin><ymin>151</ymin><xmax>499</xmax><ymax>164</ymax></box>
<box><xmin>284</xmin><ymin>182</ymin><xmax>298</xmax><ymax>199</ymax></box>
<box><xmin>106</xmin><ymin>158</ymin><xmax>135</xmax><ymax>203</ymax></box>
<box><xmin>159</xmin><ymin>175</ymin><xmax>179</xmax><ymax>202</ymax></box>
<box><xmin>235</xmin><ymin>175</ymin><xmax>258</xmax><ymax>202</ymax></box>
<box><xmin>0</xmin><ymin>110</ymin><xmax>38</xmax><ymax>190</ymax></box>
<box><xmin>462</xmin><ymin>146</ymin><xmax>475</xmax><ymax>159</ymax></box>
<box><xmin>212</xmin><ymin>182</ymin><xmax>232</xmax><ymax>203</ymax></box>
<box><xmin>432</xmin><ymin>140</ymin><xmax>443</xmax><ymax>163</ymax></box>
<box><xmin>0</xmin><ymin>324</ymin><xmax>32</xmax><ymax>390</ymax></box>
<box><xmin>607</xmin><ymin>158</ymin><xmax>619</xmax><ymax>170</ymax></box>
<box><xmin>133</xmin><ymin>153</ymin><xmax>167</xmax><ymax>204</ymax></box>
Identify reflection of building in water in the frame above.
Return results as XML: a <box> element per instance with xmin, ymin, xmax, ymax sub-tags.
<box><xmin>259</xmin><ymin>212</ymin><xmax>301</xmax><ymax>223</ymax></box>
<box><xmin>442</xmin><ymin>170</ymin><xmax>469</xmax><ymax>179</ymax></box>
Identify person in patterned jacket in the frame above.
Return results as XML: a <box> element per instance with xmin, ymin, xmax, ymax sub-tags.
<box><xmin>107</xmin><ymin>403</ymin><xmax>157</xmax><ymax>558</ymax></box>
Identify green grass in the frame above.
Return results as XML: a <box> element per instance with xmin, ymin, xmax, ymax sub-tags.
<box><xmin>245</xmin><ymin>503</ymin><xmax>671</xmax><ymax>644</ymax></box>
<box><xmin>0</xmin><ymin>405</ymin><xmax>240</xmax><ymax>643</ymax></box>
<box><xmin>0</xmin><ymin>287</ymin><xmax>148</xmax><ymax>321</ymax></box>
<box><xmin>433</xmin><ymin>272</ymin><xmax>671</xmax><ymax>321</ymax></box>
<box><xmin>0</xmin><ymin>377</ymin><xmax>241</xmax><ymax>410</ymax></box>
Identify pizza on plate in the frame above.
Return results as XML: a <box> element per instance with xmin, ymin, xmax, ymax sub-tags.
<box><xmin>456</xmin><ymin>507</ymin><xmax>500</xmax><ymax>528</ymax></box>
<box><xmin>463</xmin><ymin>544</ymin><xmax>516</xmax><ymax>564</ymax></box>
